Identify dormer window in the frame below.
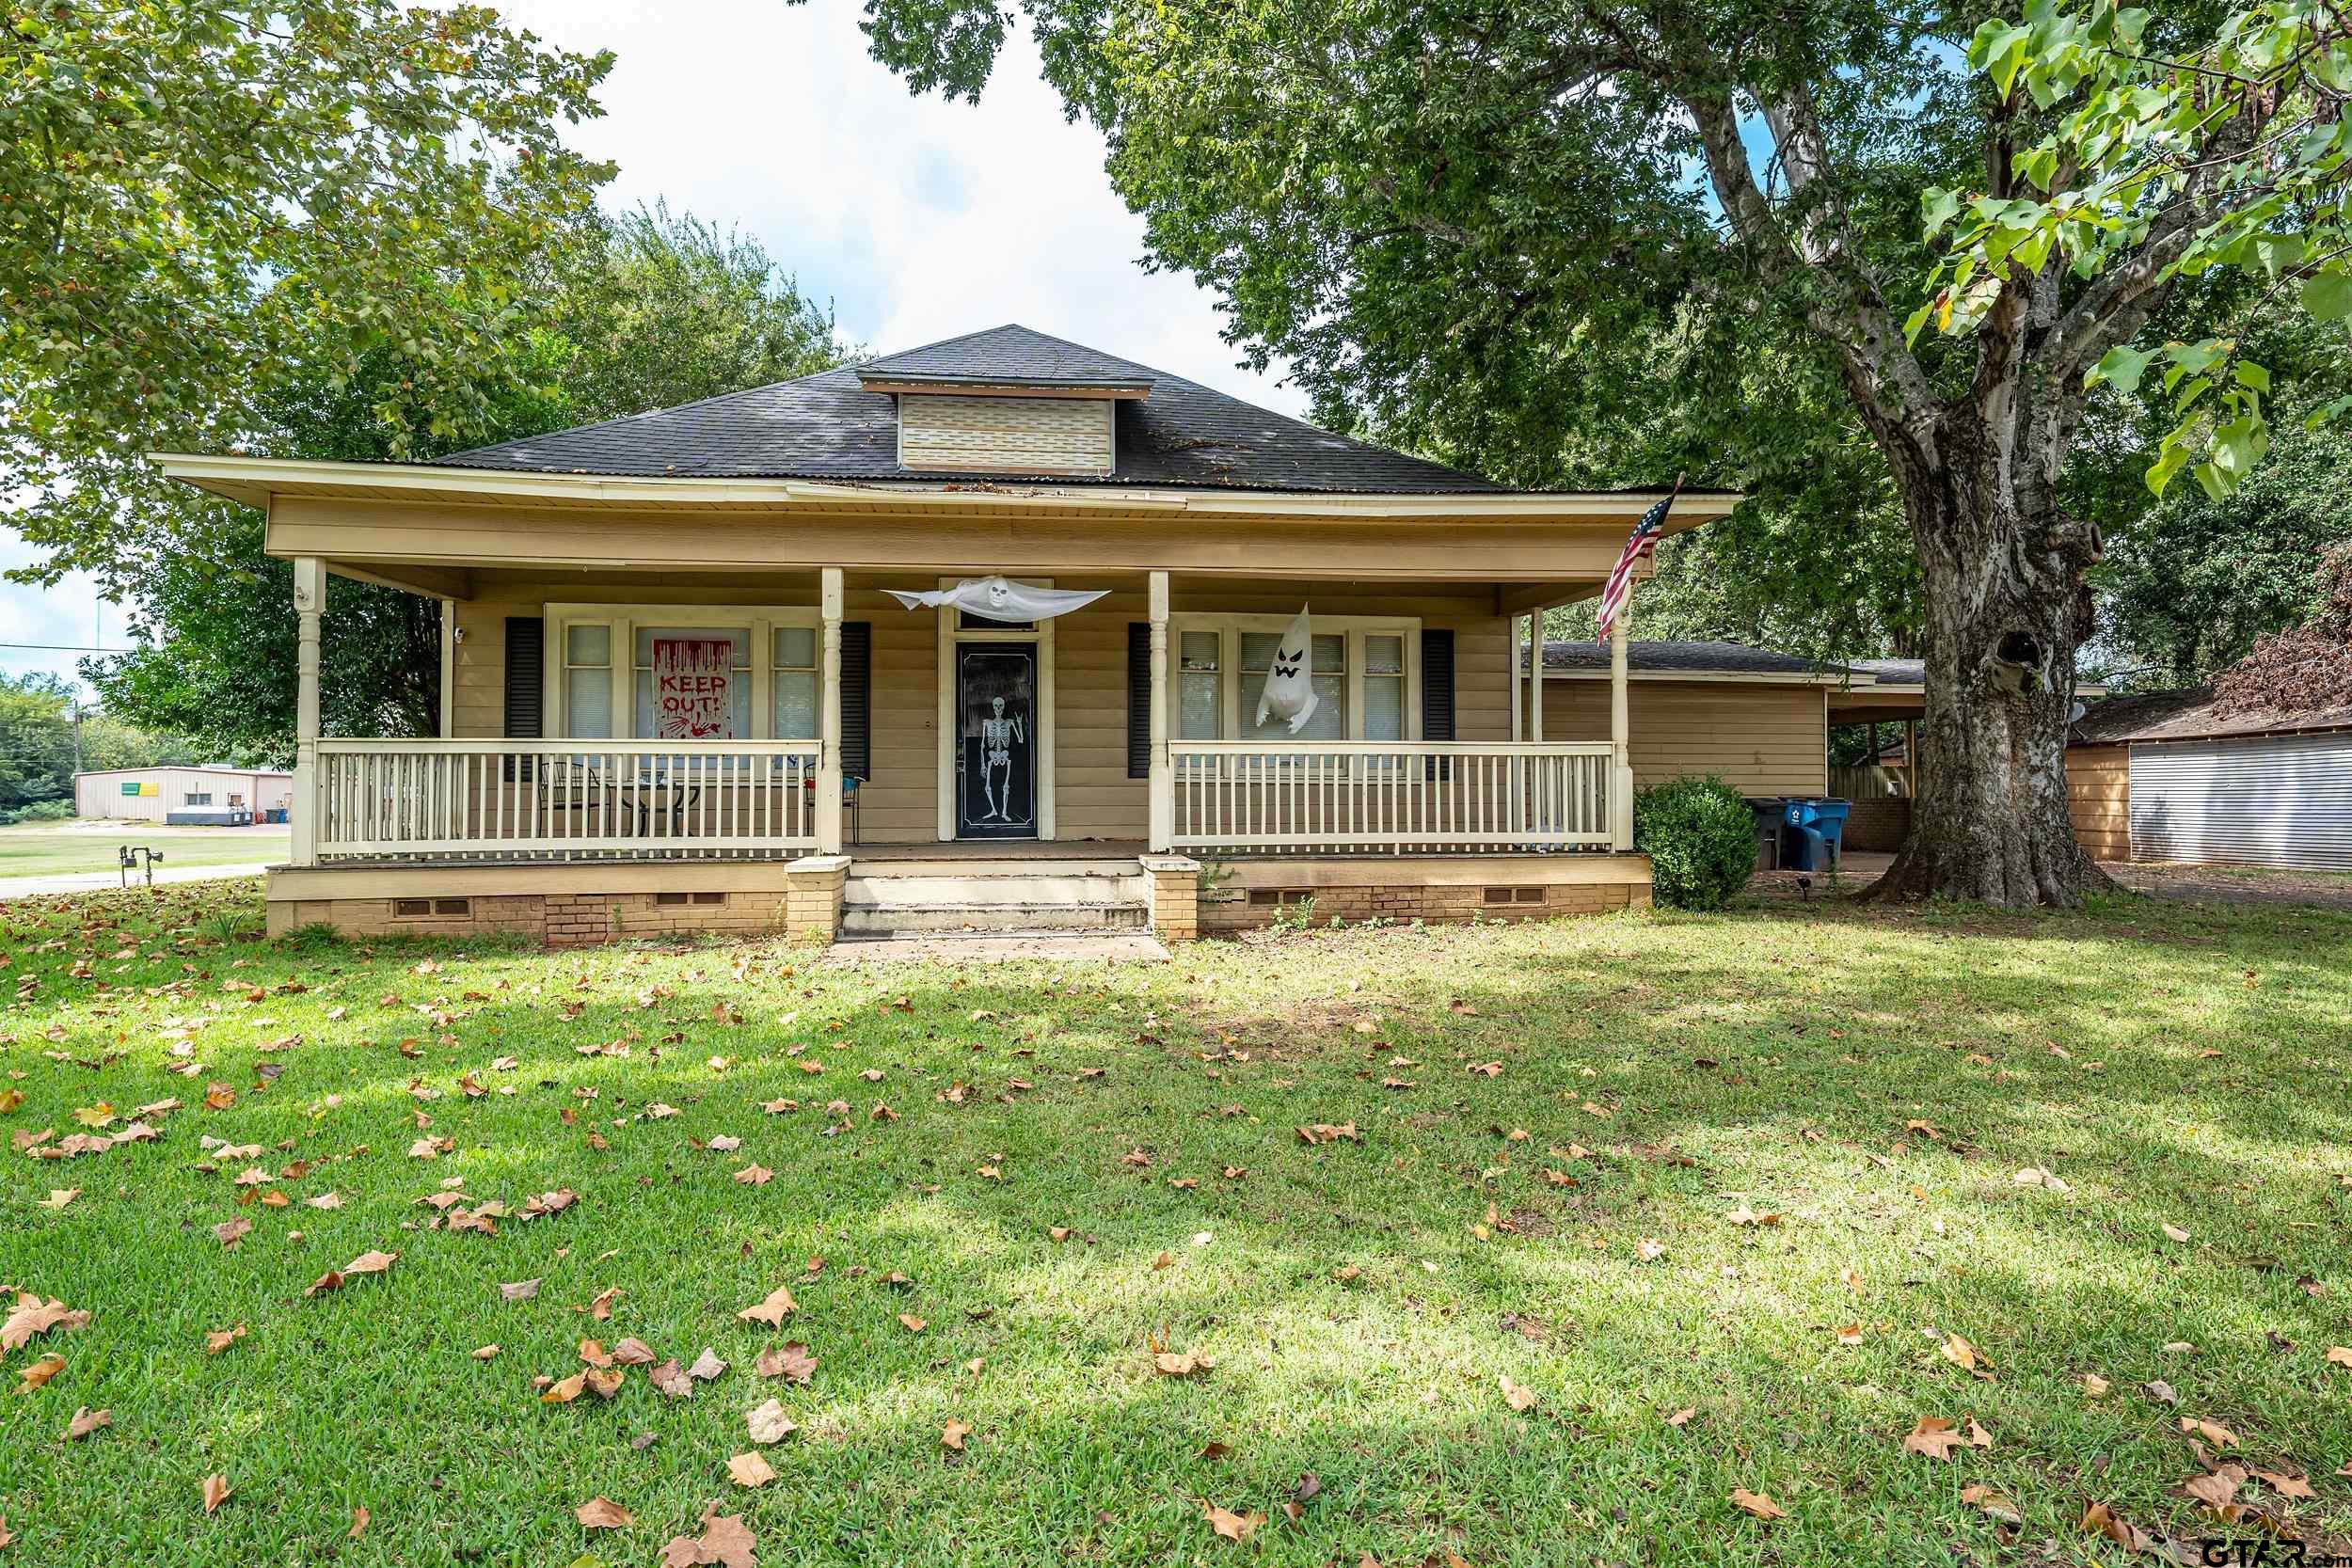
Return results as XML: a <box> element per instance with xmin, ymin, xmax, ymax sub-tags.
<box><xmin>856</xmin><ymin>326</ymin><xmax>1153</xmax><ymax>478</ymax></box>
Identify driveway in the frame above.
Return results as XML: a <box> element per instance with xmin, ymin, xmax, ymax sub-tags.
<box><xmin>1751</xmin><ymin>849</ymin><xmax>2352</xmax><ymax>911</ymax></box>
<box><xmin>0</xmin><ymin>862</ymin><xmax>273</xmax><ymax>901</ymax></box>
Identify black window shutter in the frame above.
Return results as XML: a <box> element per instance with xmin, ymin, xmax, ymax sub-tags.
<box><xmin>502</xmin><ymin>617</ymin><xmax>545</xmax><ymax>781</ymax></box>
<box><xmin>840</xmin><ymin>622</ymin><xmax>872</xmax><ymax>780</ymax></box>
<box><xmin>1421</xmin><ymin>628</ymin><xmax>1455</xmax><ymax>780</ymax></box>
<box><xmin>1126</xmin><ymin>622</ymin><xmax>1152</xmax><ymax>778</ymax></box>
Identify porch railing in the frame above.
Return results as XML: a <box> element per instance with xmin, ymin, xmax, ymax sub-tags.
<box><xmin>312</xmin><ymin>739</ymin><xmax>823</xmax><ymax>862</ymax></box>
<box><xmin>1168</xmin><ymin>741</ymin><xmax>1616</xmax><ymax>854</ymax></box>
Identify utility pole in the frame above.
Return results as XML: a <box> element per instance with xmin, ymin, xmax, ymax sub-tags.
<box><xmin>71</xmin><ymin>698</ymin><xmax>84</xmax><ymax>772</ymax></box>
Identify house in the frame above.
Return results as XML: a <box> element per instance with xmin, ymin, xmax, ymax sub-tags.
<box><xmin>1539</xmin><ymin>641</ymin><xmax>1929</xmax><ymax>852</ymax></box>
<box><xmin>153</xmin><ymin>325</ymin><xmax>1741</xmax><ymax>944</ymax></box>
<box><xmin>2069</xmin><ymin>689</ymin><xmax>2352</xmax><ymax>871</ymax></box>
<box><xmin>72</xmin><ymin>766</ymin><xmax>294</xmax><ymax>826</ymax></box>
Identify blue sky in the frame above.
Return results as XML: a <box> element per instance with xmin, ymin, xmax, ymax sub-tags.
<box><xmin>1</xmin><ymin>0</ymin><xmax>1308</xmax><ymax>701</ymax></box>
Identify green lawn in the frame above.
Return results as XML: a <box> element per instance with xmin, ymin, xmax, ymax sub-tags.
<box><xmin>0</xmin><ymin>822</ymin><xmax>288</xmax><ymax>879</ymax></box>
<box><xmin>6</xmin><ymin>880</ymin><xmax>2352</xmax><ymax>1565</ymax></box>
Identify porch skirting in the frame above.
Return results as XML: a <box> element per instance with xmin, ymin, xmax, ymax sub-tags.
<box><xmin>263</xmin><ymin>851</ymin><xmax>1651</xmax><ymax>945</ymax></box>
<box><xmin>263</xmin><ymin>860</ymin><xmax>834</xmax><ymax>946</ymax></box>
<box><xmin>1197</xmin><ymin>854</ymin><xmax>1651</xmax><ymax>934</ymax></box>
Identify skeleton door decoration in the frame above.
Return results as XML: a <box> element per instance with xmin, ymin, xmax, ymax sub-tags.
<box><xmin>956</xmin><ymin>647</ymin><xmax>1036</xmax><ymax>838</ymax></box>
<box><xmin>1253</xmin><ymin>605</ymin><xmax>1320</xmax><ymax>736</ymax></box>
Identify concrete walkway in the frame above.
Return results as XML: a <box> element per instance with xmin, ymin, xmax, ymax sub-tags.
<box><xmin>828</xmin><ymin>931</ymin><xmax>1170</xmax><ymax>964</ymax></box>
<box><xmin>0</xmin><ymin>863</ymin><xmax>273</xmax><ymax>901</ymax></box>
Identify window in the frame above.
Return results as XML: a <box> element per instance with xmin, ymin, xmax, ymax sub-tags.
<box><xmin>1178</xmin><ymin>631</ymin><xmax>1222</xmax><ymax>740</ymax></box>
<box><xmin>1242</xmin><ymin>630</ymin><xmax>1346</xmax><ymax>741</ymax></box>
<box><xmin>1363</xmin><ymin>635</ymin><xmax>1406</xmax><ymax>741</ymax></box>
<box><xmin>634</xmin><ymin>626</ymin><xmax>751</xmax><ymax>739</ymax></box>
<box><xmin>545</xmin><ymin>608</ymin><xmax>826</xmax><ymax>742</ymax></box>
<box><xmin>1168</xmin><ymin>616</ymin><xmax>1419</xmax><ymax>745</ymax></box>
<box><xmin>771</xmin><ymin>626</ymin><xmax>818</xmax><ymax>738</ymax></box>
<box><xmin>564</xmin><ymin>624</ymin><xmax>613</xmax><ymax>738</ymax></box>
<box><xmin>186</xmin><ymin>792</ymin><xmax>214</xmax><ymax>805</ymax></box>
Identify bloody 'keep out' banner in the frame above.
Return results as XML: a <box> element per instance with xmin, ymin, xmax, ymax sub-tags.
<box><xmin>652</xmin><ymin>638</ymin><xmax>733</xmax><ymax>739</ymax></box>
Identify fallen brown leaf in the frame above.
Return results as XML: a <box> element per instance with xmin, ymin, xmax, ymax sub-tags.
<box><xmin>575</xmin><ymin>1496</ymin><xmax>632</xmax><ymax>1530</ymax></box>
<box><xmin>1200</xmin><ymin>1500</ymin><xmax>1263</xmax><ymax>1542</ymax></box>
<box><xmin>737</xmin><ymin>1286</ymin><xmax>796</xmax><ymax>1326</ymax></box>
<box><xmin>201</xmin><ymin>1474</ymin><xmax>232</xmax><ymax>1515</ymax></box>
<box><xmin>745</xmin><ymin>1398</ymin><xmax>798</xmax><ymax>1444</ymax></box>
<box><xmin>727</xmin><ymin>1450</ymin><xmax>778</xmax><ymax>1488</ymax></box>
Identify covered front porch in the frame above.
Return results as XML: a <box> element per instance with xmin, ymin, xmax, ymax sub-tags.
<box><xmin>281</xmin><ymin>562</ymin><xmax>1646</xmax><ymax>859</ymax></box>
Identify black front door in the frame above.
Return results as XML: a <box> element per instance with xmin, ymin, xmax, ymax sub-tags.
<box><xmin>956</xmin><ymin>646</ymin><xmax>1037</xmax><ymax>839</ymax></box>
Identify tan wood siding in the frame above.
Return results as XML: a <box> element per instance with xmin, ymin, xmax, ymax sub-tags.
<box><xmin>898</xmin><ymin>395</ymin><xmax>1113</xmax><ymax>475</ymax></box>
<box><xmin>2068</xmin><ymin>742</ymin><xmax>2131</xmax><ymax>862</ymax></box>
<box><xmin>444</xmin><ymin>580</ymin><xmax>1518</xmax><ymax>844</ymax></box>
<box><xmin>1541</xmin><ymin>678</ymin><xmax>1828</xmax><ymax>795</ymax></box>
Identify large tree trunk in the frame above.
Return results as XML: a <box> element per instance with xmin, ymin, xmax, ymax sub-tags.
<box><xmin>1859</xmin><ymin>405</ymin><xmax>2114</xmax><ymax>908</ymax></box>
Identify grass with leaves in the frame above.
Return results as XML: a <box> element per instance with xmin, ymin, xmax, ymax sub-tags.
<box><xmin>6</xmin><ymin>879</ymin><xmax>2352</xmax><ymax>1566</ymax></box>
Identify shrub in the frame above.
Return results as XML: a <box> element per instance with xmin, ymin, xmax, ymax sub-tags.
<box><xmin>2</xmin><ymin>799</ymin><xmax>74</xmax><ymax>825</ymax></box>
<box><xmin>1632</xmin><ymin>774</ymin><xmax>1758</xmax><ymax>911</ymax></box>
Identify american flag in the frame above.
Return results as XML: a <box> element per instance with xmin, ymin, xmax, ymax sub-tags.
<box><xmin>1596</xmin><ymin>486</ymin><xmax>1679</xmax><ymax>644</ymax></box>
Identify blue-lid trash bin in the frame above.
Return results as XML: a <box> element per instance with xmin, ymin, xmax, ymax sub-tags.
<box><xmin>1780</xmin><ymin>798</ymin><xmax>1851</xmax><ymax>871</ymax></box>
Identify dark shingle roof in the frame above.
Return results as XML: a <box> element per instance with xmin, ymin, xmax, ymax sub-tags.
<box><xmin>436</xmin><ymin>325</ymin><xmax>1508</xmax><ymax>494</ymax></box>
<box><xmin>2073</xmin><ymin>688</ymin><xmax>2352</xmax><ymax>745</ymax></box>
<box><xmin>1848</xmin><ymin>657</ymin><xmax>1925</xmax><ymax>685</ymax></box>
<box><xmin>856</xmin><ymin>325</ymin><xmax>1154</xmax><ymax>390</ymax></box>
<box><xmin>1543</xmin><ymin>639</ymin><xmax>1847</xmax><ymax>677</ymax></box>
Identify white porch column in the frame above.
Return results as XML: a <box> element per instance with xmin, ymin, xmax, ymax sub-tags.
<box><xmin>1508</xmin><ymin>614</ymin><xmax>1523</xmax><ymax>743</ymax></box>
<box><xmin>437</xmin><ymin>598</ymin><xmax>456</xmax><ymax>737</ymax></box>
<box><xmin>1147</xmin><ymin>570</ymin><xmax>1171</xmax><ymax>852</ymax></box>
<box><xmin>1610</xmin><ymin>594</ymin><xmax>1634</xmax><ymax>850</ymax></box>
<box><xmin>1527</xmin><ymin>611</ymin><xmax>1547</xmax><ymax>842</ymax></box>
<box><xmin>291</xmin><ymin>557</ymin><xmax>326</xmax><ymax>867</ymax></box>
<box><xmin>817</xmin><ymin>567</ymin><xmax>845</xmax><ymax>853</ymax></box>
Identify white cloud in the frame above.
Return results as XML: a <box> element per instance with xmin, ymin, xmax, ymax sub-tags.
<box><xmin>0</xmin><ymin>0</ymin><xmax>1303</xmax><ymax>695</ymax></box>
<box><xmin>502</xmin><ymin>0</ymin><xmax>1302</xmax><ymax>406</ymax></box>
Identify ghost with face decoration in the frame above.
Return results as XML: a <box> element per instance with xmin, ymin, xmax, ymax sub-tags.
<box><xmin>1253</xmin><ymin>605</ymin><xmax>1320</xmax><ymax>736</ymax></box>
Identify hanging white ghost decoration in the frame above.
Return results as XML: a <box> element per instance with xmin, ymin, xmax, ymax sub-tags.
<box><xmin>1253</xmin><ymin>604</ymin><xmax>1320</xmax><ymax>735</ymax></box>
<box><xmin>882</xmin><ymin>576</ymin><xmax>1107</xmax><ymax>622</ymax></box>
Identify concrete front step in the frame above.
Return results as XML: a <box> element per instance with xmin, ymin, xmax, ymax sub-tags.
<box><xmin>843</xmin><ymin>871</ymin><xmax>1145</xmax><ymax>908</ymax></box>
<box><xmin>838</xmin><ymin>902</ymin><xmax>1150</xmax><ymax>936</ymax></box>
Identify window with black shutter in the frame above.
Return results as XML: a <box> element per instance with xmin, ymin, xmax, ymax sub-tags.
<box><xmin>1126</xmin><ymin>622</ymin><xmax>1151</xmax><ymax>778</ymax></box>
<box><xmin>839</xmin><ymin>622</ymin><xmax>872</xmax><ymax>780</ymax></box>
<box><xmin>502</xmin><ymin>617</ymin><xmax>544</xmax><ymax>781</ymax></box>
<box><xmin>1421</xmin><ymin>627</ymin><xmax>1455</xmax><ymax>779</ymax></box>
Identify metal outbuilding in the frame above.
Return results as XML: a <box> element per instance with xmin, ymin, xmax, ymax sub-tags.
<box><xmin>71</xmin><ymin>767</ymin><xmax>294</xmax><ymax>826</ymax></box>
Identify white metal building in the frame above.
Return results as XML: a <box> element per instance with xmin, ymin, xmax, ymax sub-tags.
<box><xmin>72</xmin><ymin>767</ymin><xmax>294</xmax><ymax>826</ymax></box>
<box><xmin>2070</xmin><ymin>692</ymin><xmax>2352</xmax><ymax>873</ymax></box>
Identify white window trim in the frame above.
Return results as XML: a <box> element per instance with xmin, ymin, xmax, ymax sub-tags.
<box><xmin>1166</xmin><ymin>612</ymin><xmax>1421</xmax><ymax>744</ymax></box>
<box><xmin>543</xmin><ymin>602</ymin><xmax>823</xmax><ymax>741</ymax></box>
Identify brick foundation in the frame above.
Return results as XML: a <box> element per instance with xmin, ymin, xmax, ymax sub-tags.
<box><xmin>1840</xmin><ymin>798</ymin><xmax>1911</xmax><ymax>854</ymax></box>
<box><xmin>1140</xmin><ymin>855</ymin><xmax>1201</xmax><ymax>942</ymax></box>
<box><xmin>266</xmin><ymin>889</ymin><xmax>792</xmax><ymax>945</ymax></box>
<box><xmin>1199</xmin><ymin>874</ymin><xmax>1647</xmax><ymax>934</ymax></box>
<box><xmin>782</xmin><ymin>855</ymin><xmax>850</xmax><ymax>944</ymax></box>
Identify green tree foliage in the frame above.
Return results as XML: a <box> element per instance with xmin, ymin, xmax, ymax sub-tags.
<box><xmin>838</xmin><ymin>0</ymin><xmax>2334</xmax><ymax>904</ymax></box>
<box><xmin>81</xmin><ymin>208</ymin><xmax>850</xmax><ymax>761</ymax></box>
<box><xmin>0</xmin><ymin>673</ymin><xmax>192</xmax><ymax>815</ymax></box>
<box><xmin>1929</xmin><ymin>1</ymin><xmax>2352</xmax><ymax>501</ymax></box>
<box><xmin>3</xmin><ymin>1</ymin><xmax>615</xmax><ymax>596</ymax></box>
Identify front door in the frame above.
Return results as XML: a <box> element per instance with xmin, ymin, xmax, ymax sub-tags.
<box><xmin>956</xmin><ymin>645</ymin><xmax>1037</xmax><ymax>839</ymax></box>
